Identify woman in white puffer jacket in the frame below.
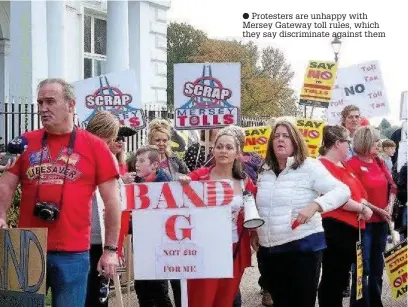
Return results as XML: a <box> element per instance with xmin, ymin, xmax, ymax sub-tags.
<box><xmin>251</xmin><ymin>119</ymin><xmax>351</xmax><ymax>307</ymax></box>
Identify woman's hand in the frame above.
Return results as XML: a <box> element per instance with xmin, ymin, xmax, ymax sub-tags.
<box><xmin>296</xmin><ymin>202</ymin><xmax>321</xmax><ymax>225</ymax></box>
<box><xmin>250</xmin><ymin>231</ymin><xmax>260</xmax><ymax>252</ymax></box>
<box><xmin>377</xmin><ymin>208</ymin><xmax>392</xmax><ymax>223</ymax></box>
<box><xmin>121</xmin><ymin>172</ymin><xmax>136</xmax><ymax>184</ymax></box>
<box><xmin>358</xmin><ymin>205</ymin><xmax>373</xmax><ymax>221</ymax></box>
<box><xmin>178</xmin><ymin>175</ymin><xmax>191</xmax><ymax>185</ymax></box>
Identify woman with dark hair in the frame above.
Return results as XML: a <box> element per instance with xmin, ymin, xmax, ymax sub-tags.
<box><xmin>317</xmin><ymin>125</ymin><xmax>373</xmax><ymax>307</ymax></box>
<box><xmin>179</xmin><ymin>125</ymin><xmax>256</xmax><ymax>307</ymax></box>
<box><xmin>252</xmin><ymin>119</ymin><xmax>350</xmax><ymax>307</ymax></box>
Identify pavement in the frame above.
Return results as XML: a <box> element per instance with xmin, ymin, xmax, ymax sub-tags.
<box><xmin>110</xmin><ymin>253</ymin><xmax>407</xmax><ymax>307</ymax></box>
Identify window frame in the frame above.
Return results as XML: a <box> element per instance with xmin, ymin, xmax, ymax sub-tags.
<box><xmin>83</xmin><ymin>10</ymin><xmax>107</xmax><ymax>79</ymax></box>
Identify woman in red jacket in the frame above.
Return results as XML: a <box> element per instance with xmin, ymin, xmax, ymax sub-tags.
<box><xmin>180</xmin><ymin>125</ymin><xmax>256</xmax><ymax>307</ymax></box>
<box><xmin>317</xmin><ymin>125</ymin><xmax>373</xmax><ymax>307</ymax></box>
<box><xmin>347</xmin><ymin>126</ymin><xmax>396</xmax><ymax>307</ymax></box>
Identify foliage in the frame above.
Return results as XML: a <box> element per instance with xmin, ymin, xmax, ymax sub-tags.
<box><xmin>0</xmin><ymin>170</ymin><xmax>20</xmax><ymax>227</ymax></box>
<box><xmin>382</xmin><ymin>126</ymin><xmax>400</xmax><ymax>139</ymax></box>
<box><xmin>167</xmin><ymin>22</ymin><xmax>208</xmax><ymax>109</ymax></box>
<box><xmin>377</xmin><ymin>118</ymin><xmax>399</xmax><ymax>139</ymax></box>
<box><xmin>7</xmin><ymin>185</ymin><xmax>20</xmax><ymax>228</ymax></box>
<box><xmin>378</xmin><ymin>118</ymin><xmax>391</xmax><ymax>131</ymax></box>
<box><xmin>167</xmin><ymin>22</ymin><xmax>297</xmax><ymax>118</ymax></box>
<box><xmin>188</xmin><ymin>39</ymin><xmax>297</xmax><ymax>117</ymax></box>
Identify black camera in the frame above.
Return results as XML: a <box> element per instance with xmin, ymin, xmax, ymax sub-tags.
<box><xmin>33</xmin><ymin>202</ymin><xmax>60</xmax><ymax>221</ymax></box>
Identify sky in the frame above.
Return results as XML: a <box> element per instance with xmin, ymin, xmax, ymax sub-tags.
<box><xmin>167</xmin><ymin>0</ymin><xmax>407</xmax><ymax>126</ymax></box>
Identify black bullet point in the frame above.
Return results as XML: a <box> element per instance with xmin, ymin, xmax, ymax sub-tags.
<box><xmin>243</xmin><ymin>13</ymin><xmax>249</xmax><ymax>19</ymax></box>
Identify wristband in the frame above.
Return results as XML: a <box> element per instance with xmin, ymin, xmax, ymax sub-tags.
<box><xmin>104</xmin><ymin>245</ymin><xmax>118</xmax><ymax>252</ymax></box>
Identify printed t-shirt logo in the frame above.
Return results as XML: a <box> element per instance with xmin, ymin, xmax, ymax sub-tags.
<box><xmin>26</xmin><ymin>146</ymin><xmax>82</xmax><ymax>184</ymax></box>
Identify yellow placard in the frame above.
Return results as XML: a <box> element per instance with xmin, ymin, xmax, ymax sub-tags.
<box><xmin>296</xmin><ymin>118</ymin><xmax>325</xmax><ymax>158</ymax></box>
<box><xmin>356</xmin><ymin>241</ymin><xmax>363</xmax><ymax>300</ymax></box>
<box><xmin>299</xmin><ymin>60</ymin><xmax>338</xmax><ymax>108</ymax></box>
<box><xmin>243</xmin><ymin>126</ymin><xmax>271</xmax><ymax>159</ymax></box>
<box><xmin>384</xmin><ymin>240</ymin><xmax>407</xmax><ymax>300</ymax></box>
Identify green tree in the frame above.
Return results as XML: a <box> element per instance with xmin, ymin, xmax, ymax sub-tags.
<box><xmin>167</xmin><ymin>22</ymin><xmax>207</xmax><ymax>109</ymax></box>
<box><xmin>188</xmin><ymin>39</ymin><xmax>297</xmax><ymax>117</ymax></box>
<box><xmin>378</xmin><ymin>118</ymin><xmax>391</xmax><ymax>131</ymax></box>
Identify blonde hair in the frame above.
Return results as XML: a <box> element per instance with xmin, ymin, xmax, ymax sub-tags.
<box><xmin>147</xmin><ymin>119</ymin><xmax>172</xmax><ymax>152</ymax></box>
<box><xmin>86</xmin><ymin>111</ymin><xmax>120</xmax><ymax>142</ymax></box>
<box><xmin>265</xmin><ymin>119</ymin><xmax>308</xmax><ymax>173</ymax></box>
<box><xmin>318</xmin><ymin>125</ymin><xmax>348</xmax><ymax>156</ymax></box>
<box><xmin>353</xmin><ymin>126</ymin><xmax>381</xmax><ymax>156</ymax></box>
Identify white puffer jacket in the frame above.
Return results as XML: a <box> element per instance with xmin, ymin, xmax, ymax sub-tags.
<box><xmin>256</xmin><ymin>157</ymin><xmax>351</xmax><ymax>248</ymax></box>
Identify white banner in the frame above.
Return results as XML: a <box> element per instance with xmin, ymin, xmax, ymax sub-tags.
<box><xmin>401</xmin><ymin>91</ymin><xmax>408</xmax><ymax>120</ymax></box>
<box><xmin>73</xmin><ymin>70</ymin><xmax>146</xmax><ymax>130</ymax></box>
<box><xmin>173</xmin><ymin>63</ymin><xmax>241</xmax><ymax>130</ymax></box>
<box><xmin>131</xmin><ymin>181</ymin><xmax>234</xmax><ymax>280</ymax></box>
<box><xmin>328</xmin><ymin>61</ymin><xmax>389</xmax><ymax>124</ymax></box>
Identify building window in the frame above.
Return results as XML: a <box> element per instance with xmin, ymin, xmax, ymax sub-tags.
<box><xmin>83</xmin><ymin>14</ymin><xmax>107</xmax><ymax>79</ymax></box>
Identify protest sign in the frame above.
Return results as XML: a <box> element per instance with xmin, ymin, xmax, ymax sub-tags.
<box><xmin>384</xmin><ymin>240</ymin><xmax>407</xmax><ymax>300</ymax></box>
<box><xmin>243</xmin><ymin>126</ymin><xmax>271</xmax><ymax>158</ymax></box>
<box><xmin>131</xmin><ymin>181</ymin><xmax>234</xmax><ymax>280</ymax></box>
<box><xmin>296</xmin><ymin>118</ymin><xmax>325</xmax><ymax>158</ymax></box>
<box><xmin>0</xmin><ymin>228</ymin><xmax>47</xmax><ymax>307</ymax></box>
<box><xmin>328</xmin><ymin>61</ymin><xmax>389</xmax><ymax>124</ymax></box>
<box><xmin>73</xmin><ymin>70</ymin><xmax>146</xmax><ymax>130</ymax></box>
<box><xmin>400</xmin><ymin>91</ymin><xmax>407</xmax><ymax>120</ymax></box>
<box><xmin>173</xmin><ymin>63</ymin><xmax>241</xmax><ymax>130</ymax></box>
<box><xmin>299</xmin><ymin>60</ymin><xmax>338</xmax><ymax>108</ymax></box>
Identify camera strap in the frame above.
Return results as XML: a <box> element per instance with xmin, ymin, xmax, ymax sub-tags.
<box><xmin>34</xmin><ymin>127</ymin><xmax>77</xmax><ymax>211</ymax></box>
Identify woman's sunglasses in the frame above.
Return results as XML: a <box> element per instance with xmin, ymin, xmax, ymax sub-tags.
<box><xmin>115</xmin><ymin>136</ymin><xmax>125</xmax><ymax>142</ymax></box>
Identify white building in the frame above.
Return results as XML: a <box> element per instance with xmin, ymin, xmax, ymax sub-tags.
<box><xmin>0</xmin><ymin>0</ymin><xmax>170</xmax><ymax>140</ymax></box>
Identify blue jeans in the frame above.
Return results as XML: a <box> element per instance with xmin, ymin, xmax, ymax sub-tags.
<box><xmin>351</xmin><ymin>222</ymin><xmax>387</xmax><ymax>307</ymax></box>
<box><xmin>47</xmin><ymin>251</ymin><xmax>90</xmax><ymax>307</ymax></box>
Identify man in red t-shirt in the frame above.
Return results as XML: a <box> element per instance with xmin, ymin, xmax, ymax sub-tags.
<box><xmin>0</xmin><ymin>79</ymin><xmax>122</xmax><ymax>307</ymax></box>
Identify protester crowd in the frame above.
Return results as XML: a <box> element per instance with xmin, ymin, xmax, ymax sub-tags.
<box><xmin>0</xmin><ymin>78</ymin><xmax>406</xmax><ymax>307</ymax></box>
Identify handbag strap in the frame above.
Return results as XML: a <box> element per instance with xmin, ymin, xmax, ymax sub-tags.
<box><xmin>233</xmin><ymin>179</ymin><xmax>247</xmax><ymax>260</ymax></box>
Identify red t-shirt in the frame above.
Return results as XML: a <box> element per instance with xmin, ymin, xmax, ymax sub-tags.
<box><xmin>347</xmin><ymin>156</ymin><xmax>395</xmax><ymax>223</ymax></box>
<box><xmin>8</xmin><ymin>128</ymin><xmax>119</xmax><ymax>251</ymax></box>
<box><xmin>319</xmin><ymin>158</ymin><xmax>367</xmax><ymax>229</ymax></box>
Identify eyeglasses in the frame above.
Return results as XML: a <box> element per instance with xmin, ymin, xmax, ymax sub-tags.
<box><xmin>115</xmin><ymin>136</ymin><xmax>125</xmax><ymax>142</ymax></box>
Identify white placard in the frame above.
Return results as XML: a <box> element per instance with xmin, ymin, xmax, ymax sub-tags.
<box><xmin>173</xmin><ymin>63</ymin><xmax>241</xmax><ymax>130</ymax></box>
<box><xmin>401</xmin><ymin>91</ymin><xmax>408</xmax><ymax>120</ymax></box>
<box><xmin>131</xmin><ymin>181</ymin><xmax>234</xmax><ymax>280</ymax></box>
<box><xmin>328</xmin><ymin>61</ymin><xmax>390</xmax><ymax>124</ymax></box>
<box><xmin>72</xmin><ymin>70</ymin><xmax>146</xmax><ymax>130</ymax></box>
